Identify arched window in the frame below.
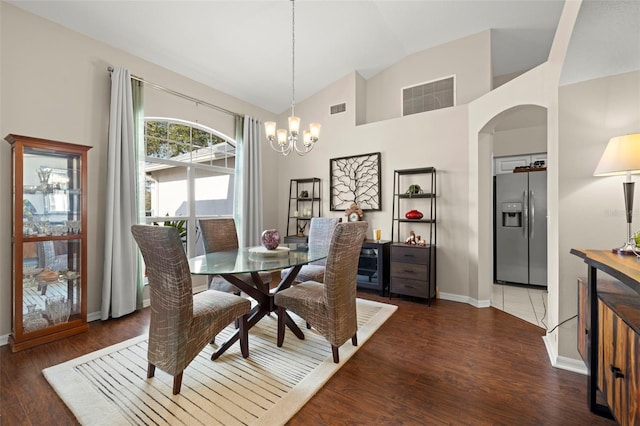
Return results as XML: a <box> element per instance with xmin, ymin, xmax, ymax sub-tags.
<box><xmin>142</xmin><ymin>118</ymin><xmax>235</xmax><ymax>256</ymax></box>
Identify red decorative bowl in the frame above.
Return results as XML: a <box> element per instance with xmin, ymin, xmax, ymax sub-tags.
<box><xmin>405</xmin><ymin>210</ymin><xmax>424</xmax><ymax>220</ymax></box>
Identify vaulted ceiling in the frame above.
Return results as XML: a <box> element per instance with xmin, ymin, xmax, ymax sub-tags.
<box><xmin>8</xmin><ymin>1</ymin><xmax>640</xmax><ymax>114</ymax></box>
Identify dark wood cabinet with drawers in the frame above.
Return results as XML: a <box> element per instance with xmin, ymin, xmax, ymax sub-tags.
<box><xmin>390</xmin><ymin>244</ymin><xmax>436</xmax><ymax>300</ymax></box>
<box><xmin>390</xmin><ymin>167</ymin><xmax>437</xmax><ymax>304</ymax></box>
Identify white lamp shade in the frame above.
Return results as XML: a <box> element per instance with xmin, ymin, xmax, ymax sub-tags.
<box><xmin>594</xmin><ymin>134</ymin><xmax>640</xmax><ymax>176</ymax></box>
<box><xmin>288</xmin><ymin>116</ymin><xmax>300</xmax><ymax>135</ymax></box>
<box><xmin>303</xmin><ymin>130</ymin><xmax>311</xmax><ymax>147</ymax></box>
<box><xmin>276</xmin><ymin>129</ymin><xmax>288</xmax><ymax>146</ymax></box>
<box><xmin>310</xmin><ymin>123</ymin><xmax>321</xmax><ymax>139</ymax></box>
<box><xmin>264</xmin><ymin>121</ymin><xmax>276</xmax><ymax>139</ymax></box>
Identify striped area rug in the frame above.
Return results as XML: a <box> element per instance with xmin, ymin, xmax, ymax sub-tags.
<box><xmin>43</xmin><ymin>298</ymin><xmax>396</xmax><ymax>426</ymax></box>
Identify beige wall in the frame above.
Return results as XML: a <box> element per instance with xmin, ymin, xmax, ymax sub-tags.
<box><xmin>493</xmin><ymin>125</ymin><xmax>547</xmax><ymax>157</ymax></box>
<box><xmin>274</xmin><ymin>71</ymin><xmax>472</xmax><ymax>298</ymax></box>
<box><xmin>558</xmin><ymin>70</ymin><xmax>640</xmax><ymax>358</ymax></box>
<box><xmin>364</xmin><ymin>30</ymin><xmax>492</xmax><ymax>124</ymax></box>
<box><xmin>0</xmin><ymin>2</ymin><xmax>276</xmax><ymax>335</ymax></box>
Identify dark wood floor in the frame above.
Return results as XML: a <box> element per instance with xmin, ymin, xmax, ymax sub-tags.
<box><xmin>1</xmin><ymin>291</ymin><xmax>617</xmax><ymax>425</ymax></box>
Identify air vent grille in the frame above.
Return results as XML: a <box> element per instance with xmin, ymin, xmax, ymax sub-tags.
<box><xmin>402</xmin><ymin>76</ymin><xmax>454</xmax><ymax>116</ymax></box>
<box><xmin>330</xmin><ymin>103</ymin><xmax>346</xmax><ymax>115</ymax></box>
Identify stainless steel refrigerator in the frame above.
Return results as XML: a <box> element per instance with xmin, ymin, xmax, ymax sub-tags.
<box><xmin>494</xmin><ymin>171</ymin><xmax>547</xmax><ymax>286</ymax></box>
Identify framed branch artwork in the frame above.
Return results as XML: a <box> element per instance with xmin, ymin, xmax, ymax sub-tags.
<box><xmin>330</xmin><ymin>152</ymin><xmax>381</xmax><ymax>211</ymax></box>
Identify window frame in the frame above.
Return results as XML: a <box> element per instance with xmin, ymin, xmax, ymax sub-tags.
<box><xmin>141</xmin><ymin>117</ymin><xmax>236</xmax><ymax>257</ymax></box>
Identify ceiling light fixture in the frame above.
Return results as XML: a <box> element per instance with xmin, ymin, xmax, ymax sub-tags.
<box><xmin>265</xmin><ymin>0</ymin><xmax>320</xmax><ymax>156</ymax></box>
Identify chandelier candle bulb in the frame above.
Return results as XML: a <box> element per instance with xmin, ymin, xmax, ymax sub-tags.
<box><xmin>310</xmin><ymin>123</ymin><xmax>321</xmax><ymax>140</ymax></box>
<box><xmin>277</xmin><ymin>129</ymin><xmax>288</xmax><ymax>145</ymax></box>
<box><xmin>265</xmin><ymin>122</ymin><xmax>276</xmax><ymax>138</ymax></box>
<box><xmin>288</xmin><ymin>116</ymin><xmax>300</xmax><ymax>135</ymax></box>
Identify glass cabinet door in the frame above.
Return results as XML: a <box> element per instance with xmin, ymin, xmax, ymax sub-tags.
<box><xmin>20</xmin><ymin>148</ymin><xmax>83</xmax><ymax>335</ymax></box>
<box><xmin>7</xmin><ymin>133</ymin><xmax>90</xmax><ymax>352</ymax></box>
<box><xmin>22</xmin><ymin>147</ymin><xmax>82</xmax><ymax>235</ymax></box>
<box><xmin>22</xmin><ymin>240</ymin><xmax>82</xmax><ymax>333</ymax></box>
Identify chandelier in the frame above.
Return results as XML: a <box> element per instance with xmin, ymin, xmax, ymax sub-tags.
<box><xmin>265</xmin><ymin>0</ymin><xmax>320</xmax><ymax>156</ymax></box>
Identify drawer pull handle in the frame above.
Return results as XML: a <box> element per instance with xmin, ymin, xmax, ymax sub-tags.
<box><xmin>403</xmin><ymin>269</ymin><xmax>414</xmax><ymax>273</ymax></box>
<box><xmin>610</xmin><ymin>365</ymin><xmax>625</xmax><ymax>379</ymax></box>
<box><xmin>403</xmin><ymin>254</ymin><xmax>415</xmax><ymax>258</ymax></box>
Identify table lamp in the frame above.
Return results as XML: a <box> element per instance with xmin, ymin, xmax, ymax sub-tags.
<box><xmin>594</xmin><ymin>133</ymin><xmax>640</xmax><ymax>254</ymax></box>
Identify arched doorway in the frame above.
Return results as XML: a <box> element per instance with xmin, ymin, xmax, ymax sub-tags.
<box><xmin>480</xmin><ymin>105</ymin><xmax>548</xmax><ymax>326</ymax></box>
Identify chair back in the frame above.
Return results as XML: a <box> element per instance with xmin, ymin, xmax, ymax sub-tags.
<box><xmin>308</xmin><ymin>217</ymin><xmax>341</xmax><ymax>266</ymax></box>
<box><xmin>199</xmin><ymin>218</ymin><xmax>239</xmax><ymax>253</ymax></box>
<box><xmin>37</xmin><ymin>241</ymin><xmax>68</xmax><ymax>271</ymax></box>
<box><xmin>322</xmin><ymin>222</ymin><xmax>368</xmax><ymax>336</ymax></box>
<box><xmin>131</xmin><ymin>225</ymin><xmax>193</xmax><ymax>351</ymax></box>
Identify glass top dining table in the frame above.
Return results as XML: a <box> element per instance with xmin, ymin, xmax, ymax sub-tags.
<box><xmin>188</xmin><ymin>243</ymin><xmax>328</xmax><ymax>359</ymax></box>
<box><xmin>188</xmin><ymin>243</ymin><xmax>327</xmax><ymax>276</ymax></box>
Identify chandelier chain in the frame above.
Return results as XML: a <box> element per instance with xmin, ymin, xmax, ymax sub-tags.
<box><xmin>291</xmin><ymin>0</ymin><xmax>296</xmax><ymax>114</ymax></box>
<box><xmin>264</xmin><ymin>0</ymin><xmax>319</xmax><ymax>156</ymax></box>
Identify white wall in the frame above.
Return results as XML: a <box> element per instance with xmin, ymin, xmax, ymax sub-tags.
<box><xmin>0</xmin><ymin>2</ymin><xmax>276</xmax><ymax>335</ymax></box>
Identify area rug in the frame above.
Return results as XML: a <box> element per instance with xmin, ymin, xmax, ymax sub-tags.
<box><xmin>43</xmin><ymin>298</ymin><xmax>396</xmax><ymax>426</ymax></box>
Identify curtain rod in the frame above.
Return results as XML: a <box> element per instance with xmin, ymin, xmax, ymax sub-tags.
<box><xmin>107</xmin><ymin>66</ymin><xmax>241</xmax><ymax>118</ymax></box>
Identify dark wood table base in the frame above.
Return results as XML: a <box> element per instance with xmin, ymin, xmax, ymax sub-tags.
<box><xmin>211</xmin><ymin>265</ymin><xmax>305</xmax><ymax>360</ymax></box>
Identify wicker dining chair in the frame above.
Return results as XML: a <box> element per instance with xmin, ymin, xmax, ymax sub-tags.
<box><xmin>274</xmin><ymin>221</ymin><xmax>368</xmax><ymax>363</ymax></box>
<box><xmin>280</xmin><ymin>217</ymin><xmax>341</xmax><ymax>284</ymax></box>
<box><xmin>199</xmin><ymin>218</ymin><xmax>273</xmax><ymax>293</ymax></box>
<box><xmin>131</xmin><ymin>224</ymin><xmax>251</xmax><ymax>395</ymax></box>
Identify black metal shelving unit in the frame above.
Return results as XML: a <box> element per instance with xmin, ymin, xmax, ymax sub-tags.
<box><xmin>285</xmin><ymin>178</ymin><xmax>321</xmax><ymax>241</ymax></box>
<box><xmin>390</xmin><ymin>167</ymin><xmax>437</xmax><ymax>304</ymax></box>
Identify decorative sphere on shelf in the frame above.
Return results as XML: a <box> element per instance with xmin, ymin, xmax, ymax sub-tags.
<box><xmin>261</xmin><ymin>229</ymin><xmax>281</xmax><ymax>250</ymax></box>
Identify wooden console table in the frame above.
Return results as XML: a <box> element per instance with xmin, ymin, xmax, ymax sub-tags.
<box><xmin>571</xmin><ymin>248</ymin><xmax>640</xmax><ymax>424</ymax></box>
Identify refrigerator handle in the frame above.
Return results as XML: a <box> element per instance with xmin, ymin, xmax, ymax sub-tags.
<box><xmin>523</xmin><ymin>190</ymin><xmax>528</xmax><ymax>238</ymax></box>
<box><xmin>530</xmin><ymin>190</ymin><xmax>535</xmax><ymax>239</ymax></box>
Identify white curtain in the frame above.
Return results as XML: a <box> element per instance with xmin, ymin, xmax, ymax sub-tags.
<box><xmin>234</xmin><ymin>115</ymin><xmax>264</xmax><ymax>247</ymax></box>
<box><xmin>101</xmin><ymin>67</ymin><xmax>140</xmax><ymax>319</ymax></box>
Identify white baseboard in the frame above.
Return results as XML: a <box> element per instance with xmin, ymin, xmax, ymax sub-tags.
<box><xmin>542</xmin><ymin>334</ymin><xmax>587</xmax><ymax>375</ymax></box>
<box><xmin>438</xmin><ymin>291</ymin><xmax>491</xmax><ymax>308</ymax></box>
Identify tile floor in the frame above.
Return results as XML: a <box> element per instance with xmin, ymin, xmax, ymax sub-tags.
<box><xmin>491</xmin><ymin>283</ymin><xmax>548</xmax><ymax>329</ymax></box>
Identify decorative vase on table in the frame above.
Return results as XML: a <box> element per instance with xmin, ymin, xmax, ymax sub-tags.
<box><xmin>261</xmin><ymin>229</ymin><xmax>281</xmax><ymax>250</ymax></box>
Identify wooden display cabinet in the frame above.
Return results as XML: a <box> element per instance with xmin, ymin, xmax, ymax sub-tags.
<box><xmin>6</xmin><ymin>134</ymin><xmax>91</xmax><ymax>352</ymax></box>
